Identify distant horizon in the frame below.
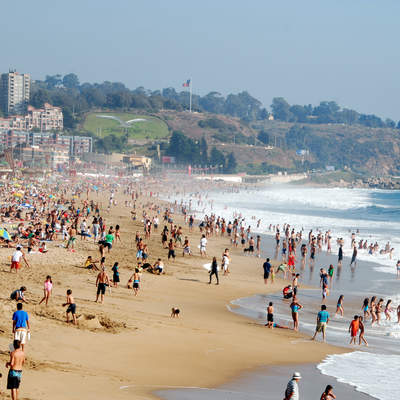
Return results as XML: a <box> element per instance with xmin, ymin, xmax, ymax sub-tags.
<box><xmin>1</xmin><ymin>0</ymin><xmax>399</xmax><ymax>120</ymax></box>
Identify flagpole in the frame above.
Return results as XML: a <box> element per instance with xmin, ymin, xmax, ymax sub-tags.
<box><xmin>189</xmin><ymin>77</ymin><xmax>192</xmax><ymax>113</ymax></box>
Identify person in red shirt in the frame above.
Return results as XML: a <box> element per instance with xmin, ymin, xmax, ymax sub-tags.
<box><xmin>288</xmin><ymin>252</ymin><xmax>296</xmax><ymax>272</ymax></box>
<box><xmin>349</xmin><ymin>315</ymin><xmax>359</xmax><ymax>345</ymax></box>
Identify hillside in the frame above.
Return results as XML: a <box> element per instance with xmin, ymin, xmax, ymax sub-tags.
<box><xmin>78</xmin><ymin>110</ymin><xmax>400</xmax><ymax>176</ymax></box>
<box><xmin>83</xmin><ymin>112</ymin><xmax>169</xmax><ymax>140</ymax></box>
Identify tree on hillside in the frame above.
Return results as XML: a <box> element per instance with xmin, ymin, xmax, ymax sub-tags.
<box><xmin>81</xmin><ymin>87</ymin><xmax>106</xmax><ymax>107</ymax></box>
<box><xmin>257</xmin><ymin>130</ymin><xmax>270</xmax><ymax>145</ymax></box>
<box><xmin>45</xmin><ymin>74</ymin><xmax>62</xmax><ymax>89</ymax></box>
<box><xmin>62</xmin><ymin>73</ymin><xmax>80</xmax><ymax>89</ymax></box>
<box><xmin>200</xmin><ymin>92</ymin><xmax>225</xmax><ymax>114</ymax></box>
<box><xmin>30</xmin><ymin>88</ymin><xmax>51</xmax><ymax>108</ymax></box>
<box><xmin>210</xmin><ymin>147</ymin><xmax>225</xmax><ymax>169</ymax></box>
<box><xmin>289</xmin><ymin>104</ymin><xmax>312</xmax><ymax>122</ymax></box>
<box><xmin>225</xmin><ymin>152</ymin><xmax>237</xmax><ymax>173</ymax></box>
<box><xmin>200</xmin><ymin>137</ymin><xmax>208</xmax><ymax>166</ymax></box>
<box><xmin>167</xmin><ymin>131</ymin><xmax>201</xmax><ymax>164</ymax></box>
<box><xmin>271</xmin><ymin>97</ymin><xmax>292</xmax><ymax>121</ymax></box>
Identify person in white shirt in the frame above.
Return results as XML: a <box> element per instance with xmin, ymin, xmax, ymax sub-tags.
<box><xmin>200</xmin><ymin>235</ymin><xmax>207</xmax><ymax>257</ymax></box>
<box><xmin>284</xmin><ymin>372</ymin><xmax>301</xmax><ymax>400</ymax></box>
<box><xmin>10</xmin><ymin>246</ymin><xmax>30</xmax><ymax>273</ymax></box>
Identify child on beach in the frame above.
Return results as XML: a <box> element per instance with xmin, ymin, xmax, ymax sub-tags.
<box><xmin>397</xmin><ymin>305</ymin><xmax>400</xmax><ymax>324</ymax></box>
<box><xmin>334</xmin><ymin>295</ymin><xmax>344</xmax><ymax>317</ymax></box>
<box><xmin>358</xmin><ymin>316</ymin><xmax>368</xmax><ymax>346</ymax></box>
<box><xmin>376</xmin><ymin>298</ymin><xmax>384</xmax><ymax>325</ymax></box>
<box><xmin>362</xmin><ymin>298</ymin><xmax>370</xmax><ymax>319</ymax></box>
<box><xmin>111</xmin><ymin>262</ymin><xmax>120</xmax><ymax>288</ymax></box>
<box><xmin>290</xmin><ymin>297</ymin><xmax>302</xmax><ymax>331</ymax></box>
<box><xmin>266</xmin><ymin>302</ymin><xmax>274</xmax><ymax>328</ymax></box>
<box><xmin>349</xmin><ymin>315</ymin><xmax>359</xmax><ymax>345</ymax></box>
<box><xmin>39</xmin><ymin>276</ymin><xmax>53</xmax><ymax>306</ymax></box>
<box><xmin>131</xmin><ymin>268</ymin><xmax>140</xmax><ymax>296</ymax></box>
<box><xmin>384</xmin><ymin>299</ymin><xmax>393</xmax><ymax>321</ymax></box>
<box><xmin>63</xmin><ymin>289</ymin><xmax>77</xmax><ymax>325</ymax></box>
<box><xmin>320</xmin><ymin>385</ymin><xmax>336</xmax><ymax>400</ymax></box>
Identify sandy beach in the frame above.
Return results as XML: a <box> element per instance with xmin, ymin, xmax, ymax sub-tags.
<box><xmin>0</xmin><ymin>186</ymin><xmax>349</xmax><ymax>400</ymax></box>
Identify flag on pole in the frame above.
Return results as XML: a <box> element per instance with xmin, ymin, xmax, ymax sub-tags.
<box><xmin>182</xmin><ymin>79</ymin><xmax>191</xmax><ymax>87</ymax></box>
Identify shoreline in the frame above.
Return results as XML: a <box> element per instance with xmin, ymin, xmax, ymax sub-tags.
<box><xmin>1</xmin><ymin>180</ymin><xmax>392</xmax><ymax>400</ymax></box>
<box><xmin>156</xmin><ymin>363</ymin><xmax>376</xmax><ymax>400</ymax></box>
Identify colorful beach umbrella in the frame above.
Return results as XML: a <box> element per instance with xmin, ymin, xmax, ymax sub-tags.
<box><xmin>0</xmin><ymin>228</ymin><xmax>11</xmax><ymax>241</ymax></box>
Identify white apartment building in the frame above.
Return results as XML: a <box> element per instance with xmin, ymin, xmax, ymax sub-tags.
<box><xmin>0</xmin><ymin>70</ymin><xmax>30</xmax><ymax>115</ymax></box>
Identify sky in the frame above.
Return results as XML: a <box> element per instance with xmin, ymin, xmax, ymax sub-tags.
<box><xmin>1</xmin><ymin>0</ymin><xmax>399</xmax><ymax>120</ymax></box>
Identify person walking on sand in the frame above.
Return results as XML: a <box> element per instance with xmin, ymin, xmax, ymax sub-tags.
<box><xmin>222</xmin><ymin>248</ymin><xmax>230</xmax><ymax>275</ymax></box>
<box><xmin>10</xmin><ymin>246</ymin><xmax>30</xmax><ymax>273</ymax></box>
<box><xmin>349</xmin><ymin>315</ymin><xmax>359</xmax><ymax>345</ymax></box>
<box><xmin>39</xmin><ymin>275</ymin><xmax>53</xmax><ymax>306</ymax></box>
<box><xmin>63</xmin><ymin>289</ymin><xmax>77</xmax><ymax>325</ymax></box>
<box><xmin>12</xmin><ymin>303</ymin><xmax>30</xmax><ymax>351</ymax></box>
<box><xmin>6</xmin><ymin>339</ymin><xmax>25</xmax><ymax>400</ymax></box>
<box><xmin>290</xmin><ymin>297</ymin><xmax>302</xmax><ymax>331</ymax></box>
<box><xmin>263</xmin><ymin>258</ymin><xmax>272</xmax><ymax>285</ymax></box>
<box><xmin>95</xmin><ymin>267</ymin><xmax>110</xmax><ymax>304</ymax></box>
<box><xmin>312</xmin><ymin>304</ymin><xmax>329</xmax><ymax>342</ymax></box>
<box><xmin>209</xmin><ymin>256</ymin><xmax>219</xmax><ymax>285</ymax></box>
<box><xmin>320</xmin><ymin>385</ymin><xmax>336</xmax><ymax>400</ymax></box>
<box><xmin>200</xmin><ymin>234</ymin><xmax>207</xmax><ymax>257</ymax></box>
<box><xmin>284</xmin><ymin>372</ymin><xmax>301</xmax><ymax>400</ymax></box>
<box><xmin>111</xmin><ymin>262</ymin><xmax>120</xmax><ymax>287</ymax></box>
<box><xmin>131</xmin><ymin>268</ymin><xmax>140</xmax><ymax>295</ymax></box>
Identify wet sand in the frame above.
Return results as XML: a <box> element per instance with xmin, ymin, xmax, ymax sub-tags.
<box><xmin>157</xmin><ymin>363</ymin><xmax>376</xmax><ymax>400</ymax></box>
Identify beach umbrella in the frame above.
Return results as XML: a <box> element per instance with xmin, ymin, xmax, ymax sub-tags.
<box><xmin>13</xmin><ymin>193</ymin><xmax>23</xmax><ymax>198</ymax></box>
<box><xmin>0</xmin><ymin>228</ymin><xmax>11</xmax><ymax>241</ymax></box>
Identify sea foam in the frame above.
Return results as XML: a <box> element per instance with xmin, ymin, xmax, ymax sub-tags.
<box><xmin>318</xmin><ymin>351</ymin><xmax>400</xmax><ymax>400</ymax></box>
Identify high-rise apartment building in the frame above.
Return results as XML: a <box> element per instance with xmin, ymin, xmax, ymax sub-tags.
<box><xmin>0</xmin><ymin>70</ymin><xmax>30</xmax><ymax>115</ymax></box>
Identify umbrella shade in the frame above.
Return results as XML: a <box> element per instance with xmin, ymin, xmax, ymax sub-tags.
<box><xmin>0</xmin><ymin>228</ymin><xmax>11</xmax><ymax>241</ymax></box>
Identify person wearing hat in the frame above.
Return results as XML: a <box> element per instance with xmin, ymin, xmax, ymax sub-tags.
<box><xmin>284</xmin><ymin>372</ymin><xmax>301</xmax><ymax>400</ymax></box>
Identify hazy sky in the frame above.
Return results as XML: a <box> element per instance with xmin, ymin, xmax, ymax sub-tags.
<box><xmin>1</xmin><ymin>0</ymin><xmax>399</xmax><ymax>119</ymax></box>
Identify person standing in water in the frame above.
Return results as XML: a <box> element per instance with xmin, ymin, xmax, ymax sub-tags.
<box><xmin>358</xmin><ymin>316</ymin><xmax>368</xmax><ymax>346</ymax></box>
<box><xmin>290</xmin><ymin>296</ymin><xmax>302</xmax><ymax>331</ymax></box>
<box><xmin>312</xmin><ymin>305</ymin><xmax>329</xmax><ymax>342</ymax></box>
<box><xmin>349</xmin><ymin>315</ymin><xmax>359</xmax><ymax>345</ymax></box>
<box><xmin>338</xmin><ymin>244</ymin><xmax>343</xmax><ymax>267</ymax></box>
<box><xmin>334</xmin><ymin>295</ymin><xmax>344</xmax><ymax>318</ymax></box>
<box><xmin>350</xmin><ymin>245</ymin><xmax>358</xmax><ymax>267</ymax></box>
<box><xmin>362</xmin><ymin>298</ymin><xmax>370</xmax><ymax>319</ymax></box>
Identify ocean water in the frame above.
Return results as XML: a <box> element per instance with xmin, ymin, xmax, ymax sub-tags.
<box><xmin>186</xmin><ymin>186</ymin><xmax>400</xmax><ymax>273</ymax></box>
<box><xmin>318</xmin><ymin>352</ymin><xmax>399</xmax><ymax>400</ymax></box>
<box><xmin>176</xmin><ymin>185</ymin><xmax>400</xmax><ymax>400</ymax></box>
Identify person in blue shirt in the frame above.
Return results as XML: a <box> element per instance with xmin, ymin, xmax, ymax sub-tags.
<box><xmin>263</xmin><ymin>258</ymin><xmax>272</xmax><ymax>285</ymax></box>
<box><xmin>12</xmin><ymin>303</ymin><xmax>30</xmax><ymax>350</ymax></box>
<box><xmin>312</xmin><ymin>304</ymin><xmax>329</xmax><ymax>342</ymax></box>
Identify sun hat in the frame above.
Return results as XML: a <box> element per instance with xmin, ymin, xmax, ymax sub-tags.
<box><xmin>293</xmin><ymin>372</ymin><xmax>302</xmax><ymax>379</ymax></box>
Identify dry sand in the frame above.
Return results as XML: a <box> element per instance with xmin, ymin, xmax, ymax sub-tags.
<box><xmin>0</xmin><ymin>191</ymin><xmax>347</xmax><ymax>400</ymax></box>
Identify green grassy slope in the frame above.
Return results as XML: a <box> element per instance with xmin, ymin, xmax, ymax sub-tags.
<box><xmin>83</xmin><ymin>112</ymin><xmax>169</xmax><ymax>139</ymax></box>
